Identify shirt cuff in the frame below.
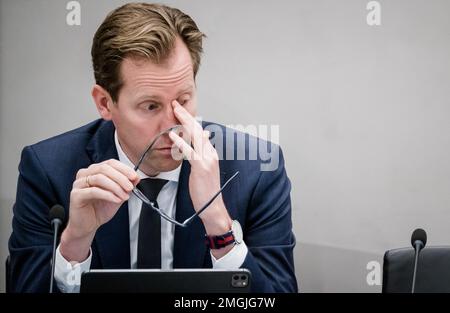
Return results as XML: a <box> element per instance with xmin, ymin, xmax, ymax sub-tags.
<box><xmin>211</xmin><ymin>241</ymin><xmax>248</xmax><ymax>269</ymax></box>
<box><xmin>54</xmin><ymin>244</ymin><xmax>92</xmax><ymax>293</ymax></box>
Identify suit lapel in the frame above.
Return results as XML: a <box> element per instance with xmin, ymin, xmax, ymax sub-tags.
<box><xmin>86</xmin><ymin>121</ymin><xmax>131</xmax><ymax>269</ymax></box>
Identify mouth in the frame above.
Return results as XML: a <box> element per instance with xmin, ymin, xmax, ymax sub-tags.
<box><xmin>152</xmin><ymin>146</ymin><xmax>174</xmax><ymax>157</ymax></box>
<box><xmin>154</xmin><ymin>146</ymin><xmax>172</xmax><ymax>151</ymax></box>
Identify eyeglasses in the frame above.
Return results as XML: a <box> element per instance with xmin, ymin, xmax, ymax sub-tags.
<box><xmin>131</xmin><ymin>125</ymin><xmax>239</xmax><ymax>227</ymax></box>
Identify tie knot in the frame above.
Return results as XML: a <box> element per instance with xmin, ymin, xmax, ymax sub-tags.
<box><xmin>136</xmin><ymin>178</ymin><xmax>168</xmax><ymax>202</ymax></box>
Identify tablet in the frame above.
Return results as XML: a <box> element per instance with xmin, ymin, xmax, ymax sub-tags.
<box><xmin>80</xmin><ymin>268</ymin><xmax>252</xmax><ymax>293</ymax></box>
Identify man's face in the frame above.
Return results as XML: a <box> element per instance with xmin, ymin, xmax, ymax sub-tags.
<box><xmin>109</xmin><ymin>38</ymin><xmax>197</xmax><ymax>176</ymax></box>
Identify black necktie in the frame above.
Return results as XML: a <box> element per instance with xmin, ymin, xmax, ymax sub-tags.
<box><xmin>137</xmin><ymin>178</ymin><xmax>168</xmax><ymax>268</ymax></box>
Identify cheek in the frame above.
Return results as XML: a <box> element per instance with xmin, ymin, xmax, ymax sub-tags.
<box><xmin>109</xmin><ymin>106</ymin><xmax>124</xmax><ymax>129</ymax></box>
<box><xmin>111</xmin><ymin>111</ymin><xmax>135</xmax><ymax>138</ymax></box>
<box><xmin>111</xmin><ymin>103</ymin><xmax>142</xmax><ymax>131</ymax></box>
<box><xmin>110</xmin><ymin>107</ymin><xmax>148</xmax><ymax>145</ymax></box>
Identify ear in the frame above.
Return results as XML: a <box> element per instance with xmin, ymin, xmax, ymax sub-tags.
<box><xmin>92</xmin><ymin>84</ymin><xmax>114</xmax><ymax>120</ymax></box>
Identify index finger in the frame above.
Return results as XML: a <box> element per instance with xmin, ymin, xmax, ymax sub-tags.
<box><xmin>172</xmin><ymin>100</ymin><xmax>203</xmax><ymax>135</ymax></box>
<box><xmin>172</xmin><ymin>100</ymin><xmax>204</xmax><ymax>151</ymax></box>
<box><xmin>104</xmin><ymin>159</ymin><xmax>140</xmax><ymax>185</ymax></box>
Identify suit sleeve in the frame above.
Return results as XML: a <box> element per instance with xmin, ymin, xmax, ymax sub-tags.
<box><xmin>240</xmin><ymin>148</ymin><xmax>298</xmax><ymax>292</ymax></box>
<box><xmin>8</xmin><ymin>145</ymin><xmax>61</xmax><ymax>292</ymax></box>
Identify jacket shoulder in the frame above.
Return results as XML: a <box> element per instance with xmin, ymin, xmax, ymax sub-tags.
<box><xmin>20</xmin><ymin>119</ymin><xmax>110</xmax><ymax>178</ymax></box>
<box><xmin>30</xmin><ymin>119</ymin><xmax>106</xmax><ymax>153</ymax></box>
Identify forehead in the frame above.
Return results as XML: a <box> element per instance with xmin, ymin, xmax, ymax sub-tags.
<box><xmin>119</xmin><ymin>39</ymin><xmax>195</xmax><ymax>99</ymax></box>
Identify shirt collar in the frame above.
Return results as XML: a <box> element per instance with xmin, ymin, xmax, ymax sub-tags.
<box><xmin>114</xmin><ymin>130</ymin><xmax>181</xmax><ymax>182</ymax></box>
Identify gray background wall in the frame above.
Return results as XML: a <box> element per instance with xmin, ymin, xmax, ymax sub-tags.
<box><xmin>1</xmin><ymin>0</ymin><xmax>449</xmax><ymax>292</ymax></box>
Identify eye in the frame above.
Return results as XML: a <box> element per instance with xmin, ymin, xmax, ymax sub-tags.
<box><xmin>179</xmin><ymin>99</ymin><xmax>189</xmax><ymax>106</ymax></box>
<box><xmin>147</xmin><ymin>103</ymin><xmax>158</xmax><ymax>111</ymax></box>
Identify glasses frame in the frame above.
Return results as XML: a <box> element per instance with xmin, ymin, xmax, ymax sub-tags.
<box><xmin>131</xmin><ymin>125</ymin><xmax>239</xmax><ymax>228</ymax></box>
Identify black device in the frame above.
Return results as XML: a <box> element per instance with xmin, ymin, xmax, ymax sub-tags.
<box><xmin>410</xmin><ymin>228</ymin><xmax>427</xmax><ymax>293</ymax></box>
<box><xmin>80</xmin><ymin>269</ymin><xmax>251</xmax><ymax>293</ymax></box>
<box><xmin>48</xmin><ymin>204</ymin><xmax>65</xmax><ymax>293</ymax></box>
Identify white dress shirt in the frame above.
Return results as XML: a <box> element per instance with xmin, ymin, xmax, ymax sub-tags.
<box><xmin>54</xmin><ymin>130</ymin><xmax>248</xmax><ymax>292</ymax></box>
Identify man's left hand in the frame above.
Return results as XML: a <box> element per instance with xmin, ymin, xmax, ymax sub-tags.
<box><xmin>169</xmin><ymin>100</ymin><xmax>233</xmax><ymax>257</ymax></box>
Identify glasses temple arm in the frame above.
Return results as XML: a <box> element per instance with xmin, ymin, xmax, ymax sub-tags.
<box><xmin>183</xmin><ymin>171</ymin><xmax>240</xmax><ymax>226</ymax></box>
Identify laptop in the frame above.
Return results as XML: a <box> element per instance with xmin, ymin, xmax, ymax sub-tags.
<box><xmin>80</xmin><ymin>268</ymin><xmax>251</xmax><ymax>293</ymax></box>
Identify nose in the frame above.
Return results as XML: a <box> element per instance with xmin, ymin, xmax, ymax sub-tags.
<box><xmin>159</xmin><ymin>102</ymin><xmax>179</xmax><ymax>132</ymax></box>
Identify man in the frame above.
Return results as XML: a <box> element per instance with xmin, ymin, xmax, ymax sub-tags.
<box><xmin>8</xmin><ymin>2</ymin><xmax>297</xmax><ymax>293</ymax></box>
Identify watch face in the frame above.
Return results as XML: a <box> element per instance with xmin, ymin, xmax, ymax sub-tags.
<box><xmin>232</xmin><ymin>220</ymin><xmax>243</xmax><ymax>244</ymax></box>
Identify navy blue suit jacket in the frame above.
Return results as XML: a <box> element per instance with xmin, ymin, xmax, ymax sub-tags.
<box><xmin>8</xmin><ymin>119</ymin><xmax>298</xmax><ymax>292</ymax></box>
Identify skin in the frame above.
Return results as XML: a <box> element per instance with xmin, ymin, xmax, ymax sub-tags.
<box><xmin>60</xmin><ymin>37</ymin><xmax>233</xmax><ymax>263</ymax></box>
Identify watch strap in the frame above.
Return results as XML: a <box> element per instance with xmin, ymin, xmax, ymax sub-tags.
<box><xmin>205</xmin><ymin>230</ymin><xmax>235</xmax><ymax>249</ymax></box>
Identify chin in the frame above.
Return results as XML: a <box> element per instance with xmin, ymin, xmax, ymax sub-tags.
<box><xmin>158</xmin><ymin>158</ymin><xmax>183</xmax><ymax>172</ymax></box>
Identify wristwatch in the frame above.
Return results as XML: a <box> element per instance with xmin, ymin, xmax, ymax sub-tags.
<box><xmin>205</xmin><ymin>220</ymin><xmax>243</xmax><ymax>249</ymax></box>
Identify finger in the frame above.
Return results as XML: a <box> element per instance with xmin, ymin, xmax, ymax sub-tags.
<box><xmin>74</xmin><ymin>173</ymin><xmax>130</xmax><ymax>201</ymax></box>
<box><xmin>172</xmin><ymin>100</ymin><xmax>204</xmax><ymax>150</ymax></box>
<box><xmin>169</xmin><ymin>130</ymin><xmax>197</xmax><ymax>161</ymax></box>
<box><xmin>197</xmin><ymin>130</ymin><xmax>216</xmax><ymax>161</ymax></box>
<box><xmin>74</xmin><ymin>187</ymin><xmax>123</xmax><ymax>205</ymax></box>
<box><xmin>202</xmin><ymin>130</ymin><xmax>211</xmax><ymax>144</ymax></box>
<box><xmin>76</xmin><ymin>168</ymin><xmax>88</xmax><ymax>180</ymax></box>
<box><xmin>73</xmin><ymin>175</ymin><xmax>89</xmax><ymax>189</ymax></box>
<box><xmin>104</xmin><ymin>159</ymin><xmax>140</xmax><ymax>184</ymax></box>
<box><xmin>203</xmin><ymin>133</ymin><xmax>219</xmax><ymax>161</ymax></box>
<box><xmin>191</xmin><ymin>126</ymin><xmax>207</xmax><ymax>153</ymax></box>
<box><xmin>172</xmin><ymin>100</ymin><xmax>199</xmax><ymax>130</ymax></box>
<box><xmin>85</xmin><ymin>163</ymin><xmax>135</xmax><ymax>192</ymax></box>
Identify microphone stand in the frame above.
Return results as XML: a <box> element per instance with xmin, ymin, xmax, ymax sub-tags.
<box><xmin>49</xmin><ymin>218</ymin><xmax>62</xmax><ymax>293</ymax></box>
<box><xmin>411</xmin><ymin>241</ymin><xmax>423</xmax><ymax>293</ymax></box>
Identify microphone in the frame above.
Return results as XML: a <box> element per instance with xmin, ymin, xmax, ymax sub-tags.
<box><xmin>410</xmin><ymin>228</ymin><xmax>427</xmax><ymax>293</ymax></box>
<box><xmin>48</xmin><ymin>204</ymin><xmax>65</xmax><ymax>293</ymax></box>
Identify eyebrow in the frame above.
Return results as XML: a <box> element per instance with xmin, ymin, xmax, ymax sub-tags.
<box><xmin>134</xmin><ymin>85</ymin><xmax>194</xmax><ymax>103</ymax></box>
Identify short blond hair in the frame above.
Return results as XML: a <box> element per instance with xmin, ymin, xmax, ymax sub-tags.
<box><xmin>91</xmin><ymin>2</ymin><xmax>205</xmax><ymax>101</ymax></box>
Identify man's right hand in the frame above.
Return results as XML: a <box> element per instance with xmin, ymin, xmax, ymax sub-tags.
<box><xmin>60</xmin><ymin>159</ymin><xmax>140</xmax><ymax>262</ymax></box>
